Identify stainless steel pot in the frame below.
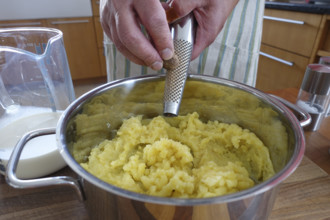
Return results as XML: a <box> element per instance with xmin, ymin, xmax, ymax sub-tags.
<box><xmin>6</xmin><ymin>74</ymin><xmax>311</xmax><ymax>220</ymax></box>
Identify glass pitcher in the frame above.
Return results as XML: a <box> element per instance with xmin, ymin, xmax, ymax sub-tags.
<box><xmin>0</xmin><ymin>27</ymin><xmax>75</xmax><ymax>178</ymax></box>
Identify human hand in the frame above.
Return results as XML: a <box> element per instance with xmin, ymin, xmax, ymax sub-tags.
<box><xmin>168</xmin><ymin>0</ymin><xmax>239</xmax><ymax>60</ymax></box>
<box><xmin>101</xmin><ymin>0</ymin><xmax>174</xmax><ymax>71</ymax></box>
<box><xmin>101</xmin><ymin>0</ymin><xmax>239</xmax><ymax>70</ymax></box>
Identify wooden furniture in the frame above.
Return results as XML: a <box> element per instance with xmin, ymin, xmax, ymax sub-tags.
<box><xmin>313</xmin><ymin>14</ymin><xmax>330</xmax><ymax>60</ymax></box>
<box><xmin>0</xmin><ymin>19</ymin><xmax>46</xmax><ymax>27</ymax></box>
<box><xmin>0</xmin><ymin>88</ymin><xmax>329</xmax><ymax>219</ymax></box>
<box><xmin>0</xmin><ymin>9</ymin><xmax>106</xmax><ymax>80</ymax></box>
<box><xmin>256</xmin><ymin>9</ymin><xmax>330</xmax><ymax>92</ymax></box>
<box><xmin>91</xmin><ymin>0</ymin><xmax>107</xmax><ymax>78</ymax></box>
<box><xmin>46</xmin><ymin>17</ymin><xmax>102</xmax><ymax>80</ymax></box>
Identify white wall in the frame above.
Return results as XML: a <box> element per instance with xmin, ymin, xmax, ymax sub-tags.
<box><xmin>0</xmin><ymin>0</ymin><xmax>93</xmax><ymax>21</ymax></box>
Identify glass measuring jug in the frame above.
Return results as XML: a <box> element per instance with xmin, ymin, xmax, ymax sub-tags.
<box><xmin>0</xmin><ymin>27</ymin><xmax>75</xmax><ymax>178</ymax></box>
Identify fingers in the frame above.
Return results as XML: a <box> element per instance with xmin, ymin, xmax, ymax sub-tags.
<box><xmin>102</xmin><ymin>0</ymin><xmax>175</xmax><ymax>70</ymax></box>
<box><xmin>167</xmin><ymin>0</ymin><xmax>207</xmax><ymax>60</ymax></box>
<box><xmin>102</xmin><ymin>1</ymin><xmax>148</xmax><ymax>66</ymax></box>
<box><xmin>100</xmin><ymin>3</ymin><xmax>112</xmax><ymax>42</ymax></box>
<box><xmin>190</xmin><ymin>0</ymin><xmax>239</xmax><ymax>60</ymax></box>
<box><xmin>109</xmin><ymin>14</ymin><xmax>147</xmax><ymax>66</ymax></box>
<box><xmin>101</xmin><ymin>0</ymin><xmax>239</xmax><ymax>68</ymax></box>
<box><xmin>134</xmin><ymin>0</ymin><xmax>174</xmax><ymax>60</ymax></box>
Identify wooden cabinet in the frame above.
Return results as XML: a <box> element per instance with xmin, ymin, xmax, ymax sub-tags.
<box><xmin>256</xmin><ymin>9</ymin><xmax>329</xmax><ymax>92</ymax></box>
<box><xmin>91</xmin><ymin>0</ymin><xmax>100</xmax><ymax>17</ymax></box>
<box><xmin>46</xmin><ymin>17</ymin><xmax>101</xmax><ymax>80</ymax></box>
<box><xmin>0</xmin><ymin>19</ymin><xmax>46</xmax><ymax>27</ymax></box>
<box><xmin>311</xmin><ymin>14</ymin><xmax>330</xmax><ymax>62</ymax></box>
<box><xmin>94</xmin><ymin>17</ymin><xmax>107</xmax><ymax>76</ymax></box>
<box><xmin>0</xmin><ymin>15</ymin><xmax>105</xmax><ymax>80</ymax></box>
<box><xmin>262</xmin><ymin>10</ymin><xmax>322</xmax><ymax>57</ymax></box>
<box><xmin>91</xmin><ymin>0</ymin><xmax>107</xmax><ymax>77</ymax></box>
<box><xmin>257</xmin><ymin>44</ymin><xmax>309</xmax><ymax>90</ymax></box>
<box><xmin>94</xmin><ymin>17</ymin><xmax>103</xmax><ymax>49</ymax></box>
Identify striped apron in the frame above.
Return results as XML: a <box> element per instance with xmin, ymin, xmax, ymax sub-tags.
<box><xmin>101</xmin><ymin>0</ymin><xmax>265</xmax><ymax>87</ymax></box>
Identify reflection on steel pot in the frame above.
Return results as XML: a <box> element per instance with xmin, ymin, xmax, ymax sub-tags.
<box><xmin>6</xmin><ymin>74</ymin><xmax>310</xmax><ymax>220</ymax></box>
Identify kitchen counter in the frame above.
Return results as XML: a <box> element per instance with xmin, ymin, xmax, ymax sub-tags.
<box><xmin>0</xmin><ymin>88</ymin><xmax>329</xmax><ymax>219</ymax></box>
<box><xmin>266</xmin><ymin>1</ymin><xmax>330</xmax><ymax>14</ymax></box>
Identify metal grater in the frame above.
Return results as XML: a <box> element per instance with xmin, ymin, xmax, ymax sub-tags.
<box><xmin>163</xmin><ymin>13</ymin><xmax>195</xmax><ymax>117</ymax></box>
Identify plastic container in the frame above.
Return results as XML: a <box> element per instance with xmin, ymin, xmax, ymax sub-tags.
<box><xmin>0</xmin><ymin>27</ymin><xmax>75</xmax><ymax>178</ymax></box>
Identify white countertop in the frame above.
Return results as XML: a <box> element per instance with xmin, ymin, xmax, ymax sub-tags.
<box><xmin>0</xmin><ymin>0</ymin><xmax>93</xmax><ymax>21</ymax></box>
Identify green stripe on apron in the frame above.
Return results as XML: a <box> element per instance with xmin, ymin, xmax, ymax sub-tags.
<box><xmin>113</xmin><ymin>45</ymin><xmax>117</xmax><ymax>80</ymax></box>
<box><xmin>197</xmin><ymin>51</ymin><xmax>204</xmax><ymax>74</ymax></box>
<box><xmin>201</xmin><ymin>47</ymin><xmax>209</xmax><ymax>74</ymax></box>
<box><xmin>141</xmin><ymin>65</ymin><xmax>148</xmax><ymax>75</ymax></box>
<box><xmin>125</xmin><ymin>58</ymin><xmax>131</xmax><ymax>78</ymax></box>
<box><xmin>198</xmin><ymin>47</ymin><xmax>209</xmax><ymax>74</ymax></box>
<box><xmin>228</xmin><ymin>0</ymin><xmax>249</xmax><ymax>80</ymax></box>
<box><xmin>213</xmin><ymin>9</ymin><xmax>235</xmax><ymax>77</ymax></box>
<box><xmin>244</xmin><ymin>0</ymin><xmax>261</xmax><ymax>85</ymax></box>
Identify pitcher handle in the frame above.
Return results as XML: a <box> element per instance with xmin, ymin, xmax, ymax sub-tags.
<box><xmin>269</xmin><ymin>94</ymin><xmax>311</xmax><ymax>128</ymax></box>
<box><xmin>5</xmin><ymin>128</ymin><xmax>85</xmax><ymax>201</ymax></box>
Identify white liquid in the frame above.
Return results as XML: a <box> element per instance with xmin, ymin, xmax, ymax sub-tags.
<box><xmin>0</xmin><ymin>106</ymin><xmax>57</xmax><ymax>127</ymax></box>
<box><xmin>0</xmin><ymin>111</ymin><xmax>62</xmax><ymax>160</ymax></box>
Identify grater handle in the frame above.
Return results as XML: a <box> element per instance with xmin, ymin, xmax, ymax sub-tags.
<box><xmin>163</xmin><ymin>13</ymin><xmax>195</xmax><ymax>117</ymax></box>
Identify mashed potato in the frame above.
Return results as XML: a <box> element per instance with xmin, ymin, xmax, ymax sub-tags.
<box><xmin>79</xmin><ymin>112</ymin><xmax>275</xmax><ymax>198</ymax></box>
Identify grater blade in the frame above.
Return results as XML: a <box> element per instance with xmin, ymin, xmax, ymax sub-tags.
<box><xmin>163</xmin><ymin>14</ymin><xmax>195</xmax><ymax>117</ymax></box>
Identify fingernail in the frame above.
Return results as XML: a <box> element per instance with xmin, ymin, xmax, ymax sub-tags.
<box><xmin>161</xmin><ymin>48</ymin><xmax>173</xmax><ymax>60</ymax></box>
<box><xmin>150</xmin><ymin>61</ymin><xmax>163</xmax><ymax>71</ymax></box>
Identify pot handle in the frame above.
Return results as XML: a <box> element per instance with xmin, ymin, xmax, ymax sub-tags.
<box><xmin>269</xmin><ymin>94</ymin><xmax>311</xmax><ymax>127</ymax></box>
<box><xmin>5</xmin><ymin>128</ymin><xmax>85</xmax><ymax>201</ymax></box>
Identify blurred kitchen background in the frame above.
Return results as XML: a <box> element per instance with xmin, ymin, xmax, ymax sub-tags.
<box><xmin>0</xmin><ymin>0</ymin><xmax>329</xmax><ymax>97</ymax></box>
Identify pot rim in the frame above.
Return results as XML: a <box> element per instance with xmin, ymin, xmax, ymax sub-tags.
<box><xmin>56</xmin><ymin>74</ymin><xmax>305</xmax><ymax>206</ymax></box>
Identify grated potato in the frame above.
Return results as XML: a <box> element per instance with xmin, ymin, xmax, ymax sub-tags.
<box><xmin>79</xmin><ymin>112</ymin><xmax>275</xmax><ymax>198</ymax></box>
